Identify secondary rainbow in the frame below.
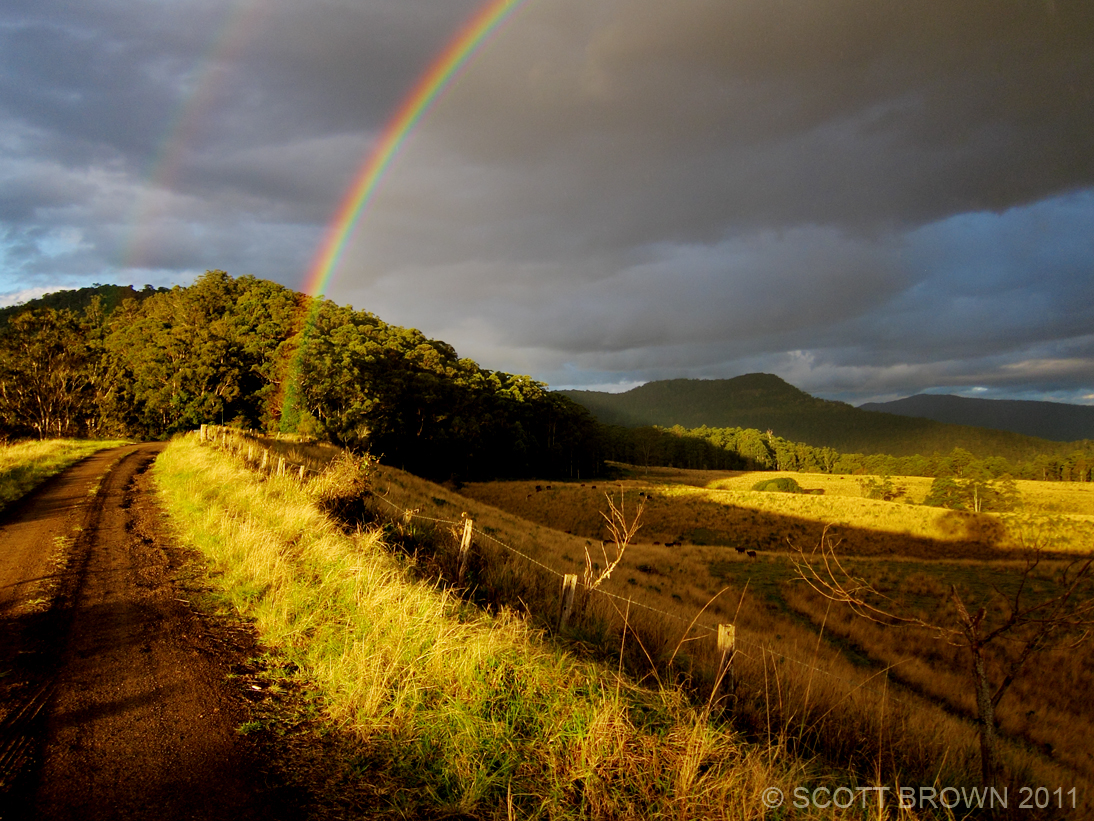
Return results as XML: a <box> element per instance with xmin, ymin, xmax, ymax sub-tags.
<box><xmin>302</xmin><ymin>0</ymin><xmax>529</xmax><ymax>298</ymax></box>
<box><xmin>123</xmin><ymin>0</ymin><xmax>266</xmax><ymax>271</ymax></box>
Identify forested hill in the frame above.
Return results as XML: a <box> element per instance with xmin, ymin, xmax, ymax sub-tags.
<box><xmin>860</xmin><ymin>393</ymin><xmax>1094</xmax><ymax>443</ymax></box>
<box><xmin>561</xmin><ymin>375</ymin><xmax>1075</xmax><ymax>462</ymax></box>
<box><xmin>564</xmin><ymin>374</ymin><xmax>832</xmax><ymax>428</ymax></box>
<box><xmin>0</xmin><ymin>272</ymin><xmax>602</xmax><ymax>481</ymax></box>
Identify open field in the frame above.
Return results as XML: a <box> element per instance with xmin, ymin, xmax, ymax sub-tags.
<box><xmin>156</xmin><ymin>434</ymin><xmax>901</xmax><ymax>820</ymax></box>
<box><xmin>455</xmin><ymin>465</ymin><xmax>1094</xmax><ymax>813</ymax></box>
<box><xmin>0</xmin><ymin>438</ymin><xmax>131</xmax><ymax>512</ymax></box>
<box><xmin>151</xmin><ymin>435</ymin><xmax>1093</xmax><ymax>816</ymax></box>
<box><xmin>462</xmin><ymin>466</ymin><xmax>1094</xmax><ymax>558</ymax></box>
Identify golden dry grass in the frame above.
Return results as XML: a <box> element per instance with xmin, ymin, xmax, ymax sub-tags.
<box><xmin>170</xmin><ymin>436</ymin><xmax>1092</xmax><ymax>814</ymax></box>
<box><xmin>782</xmin><ymin>576</ymin><xmax>1094</xmax><ymax>787</ymax></box>
<box><xmin>455</xmin><ymin>465</ymin><xmax>1094</xmax><ymax>813</ymax></box>
<box><xmin>368</xmin><ymin>466</ymin><xmax>991</xmax><ymax>796</ymax></box>
<box><xmin>0</xmin><ymin>437</ymin><xmax>130</xmax><ymax>511</ymax></box>
<box><xmin>154</xmin><ymin>436</ymin><xmax>906</xmax><ymax>820</ymax></box>
<box><xmin>462</xmin><ymin>468</ymin><xmax>1094</xmax><ymax>558</ymax></box>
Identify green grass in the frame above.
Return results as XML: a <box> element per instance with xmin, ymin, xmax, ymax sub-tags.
<box><xmin>0</xmin><ymin>438</ymin><xmax>130</xmax><ymax>512</ymax></box>
<box><xmin>152</xmin><ymin>434</ymin><xmax>900</xmax><ymax>820</ymax></box>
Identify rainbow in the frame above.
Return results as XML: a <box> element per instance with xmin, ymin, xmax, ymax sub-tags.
<box><xmin>302</xmin><ymin>0</ymin><xmax>529</xmax><ymax>298</ymax></box>
<box><xmin>274</xmin><ymin>0</ymin><xmax>529</xmax><ymax>430</ymax></box>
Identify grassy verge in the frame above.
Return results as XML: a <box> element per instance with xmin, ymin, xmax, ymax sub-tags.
<box><xmin>153</xmin><ymin>434</ymin><xmax>905</xmax><ymax>820</ymax></box>
<box><xmin>0</xmin><ymin>438</ymin><xmax>130</xmax><ymax>512</ymax></box>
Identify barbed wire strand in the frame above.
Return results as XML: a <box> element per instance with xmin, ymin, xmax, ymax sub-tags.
<box><xmin>373</xmin><ymin>483</ymin><xmax>913</xmax><ymax>706</ymax></box>
<box><xmin>200</xmin><ymin>430</ymin><xmax>913</xmax><ymax>707</ymax></box>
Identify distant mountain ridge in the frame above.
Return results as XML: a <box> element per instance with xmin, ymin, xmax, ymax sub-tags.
<box><xmin>560</xmin><ymin>374</ymin><xmax>1083</xmax><ymax>461</ymax></box>
<box><xmin>563</xmin><ymin>374</ymin><xmax>840</xmax><ymax>429</ymax></box>
<box><xmin>860</xmin><ymin>394</ymin><xmax>1094</xmax><ymax>443</ymax></box>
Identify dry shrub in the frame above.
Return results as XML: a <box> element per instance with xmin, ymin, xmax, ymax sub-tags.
<box><xmin>306</xmin><ymin>451</ymin><xmax>375</xmax><ymax>528</ymax></box>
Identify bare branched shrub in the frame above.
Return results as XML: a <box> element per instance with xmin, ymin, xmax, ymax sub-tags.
<box><xmin>583</xmin><ymin>487</ymin><xmax>644</xmax><ymax>593</ymax></box>
<box><xmin>793</xmin><ymin>525</ymin><xmax>1094</xmax><ymax>787</ymax></box>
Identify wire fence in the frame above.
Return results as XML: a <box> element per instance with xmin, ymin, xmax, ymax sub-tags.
<box><xmin>198</xmin><ymin>424</ymin><xmax>327</xmax><ymax>476</ymax></box>
<box><xmin>198</xmin><ymin>424</ymin><xmax>913</xmax><ymax>708</ymax></box>
<box><xmin>366</xmin><ymin>472</ymin><xmax>915</xmax><ymax>708</ymax></box>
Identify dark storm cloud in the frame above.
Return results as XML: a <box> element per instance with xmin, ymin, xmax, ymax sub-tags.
<box><xmin>0</xmin><ymin>0</ymin><xmax>481</xmax><ymax>297</ymax></box>
<box><xmin>380</xmin><ymin>0</ymin><xmax>1094</xmax><ymax>246</ymax></box>
<box><xmin>331</xmin><ymin>0</ymin><xmax>1094</xmax><ymax>403</ymax></box>
<box><xmin>0</xmin><ymin>0</ymin><xmax>480</xmax><ymax>158</ymax></box>
<box><xmin>2</xmin><ymin>0</ymin><xmax>1092</xmax><ymax>405</ymax></box>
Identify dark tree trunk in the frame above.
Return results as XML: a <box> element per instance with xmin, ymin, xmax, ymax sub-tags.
<box><xmin>971</xmin><ymin>644</ymin><xmax>998</xmax><ymax>788</ymax></box>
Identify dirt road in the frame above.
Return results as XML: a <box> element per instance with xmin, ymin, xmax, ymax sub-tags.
<box><xmin>0</xmin><ymin>443</ymin><xmax>292</xmax><ymax>820</ymax></box>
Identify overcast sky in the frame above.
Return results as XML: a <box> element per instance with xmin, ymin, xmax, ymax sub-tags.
<box><xmin>2</xmin><ymin>0</ymin><xmax>1093</xmax><ymax>405</ymax></box>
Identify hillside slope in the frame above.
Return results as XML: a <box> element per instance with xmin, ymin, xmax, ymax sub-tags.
<box><xmin>860</xmin><ymin>393</ymin><xmax>1094</xmax><ymax>443</ymax></box>
<box><xmin>561</xmin><ymin>374</ymin><xmax>1073</xmax><ymax>460</ymax></box>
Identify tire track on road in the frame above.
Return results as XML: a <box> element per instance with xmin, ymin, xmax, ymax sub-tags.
<box><xmin>0</xmin><ymin>443</ymin><xmax>294</xmax><ymax>821</ymax></box>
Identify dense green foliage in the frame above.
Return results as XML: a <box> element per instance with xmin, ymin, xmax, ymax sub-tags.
<box><xmin>922</xmin><ymin>473</ymin><xmax>1020</xmax><ymax>513</ymax></box>
<box><xmin>0</xmin><ymin>306</ymin><xmax>102</xmax><ymax>438</ymax></box>
<box><xmin>0</xmin><ymin>283</ymin><xmax>165</xmax><ymax>328</ymax></box>
<box><xmin>750</xmin><ymin>476</ymin><xmax>803</xmax><ymax>493</ymax></box>
<box><xmin>0</xmin><ymin>272</ymin><xmax>602</xmax><ymax>481</ymax></box>
<box><xmin>3</xmin><ymin>272</ymin><xmax>1090</xmax><ymax>485</ymax></box>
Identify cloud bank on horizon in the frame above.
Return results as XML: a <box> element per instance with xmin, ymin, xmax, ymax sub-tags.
<box><xmin>1</xmin><ymin>0</ymin><xmax>1092</xmax><ymax>405</ymax></box>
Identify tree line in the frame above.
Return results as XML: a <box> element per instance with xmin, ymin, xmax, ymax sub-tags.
<box><xmin>601</xmin><ymin>423</ymin><xmax>1094</xmax><ymax>488</ymax></box>
<box><xmin>0</xmin><ymin>271</ymin><xmax>602</xmax><ymax>481</ymax></box>
<box><xmin>3</xmin><ymin>271</ymin><xmax>1090</xmax><ymax>489</ymax></box>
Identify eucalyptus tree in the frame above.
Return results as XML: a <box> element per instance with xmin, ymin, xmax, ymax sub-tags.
<box><xmin>0</xmin><ymin>307</ymin><xmax>99</xmax><ymax>438</ymax></box>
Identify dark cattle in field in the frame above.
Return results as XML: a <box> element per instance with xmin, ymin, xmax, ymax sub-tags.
<box><xmin>746</xmin><ymin>550</ymin><xmax>757</xmax><ymax>558</ymax></box>
<box><xmin>735</xmin><ymin>547</ymin><xmax>745</xmax><ymax>554</ymax></box>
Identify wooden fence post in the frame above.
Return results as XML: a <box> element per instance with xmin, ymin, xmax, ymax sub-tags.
<box><xmin>558</xmin><ymin>574</ymin><xmax>578</xmax><ymax>631</ymax></box>
<box><xmin>457</xmin><ymin>518</ymin><xmax>474</xmax><ymax>585</ymax></box>
<box><xmin>260</xmin><ymin>450</ymin><xmax>269</xmax><ymax>472</ymax></box>
<box><xmin>298</xmin><ymin>464</ymin><xmax>307</xmax><ymax>481</ymax></box>
<box><xmin>277</xmin><ymin>456</ymin><xmax>286</xmax><ymax>476</ymax></box>
<box><xmin>200</xmin><ymin>424</ymin><xmax>207</xmax><ymax>443</ymax></box>
<box><xmin>717</xmin><ymin>623</ymin><xmax>736</xmax><ymax>696</ymax></box>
